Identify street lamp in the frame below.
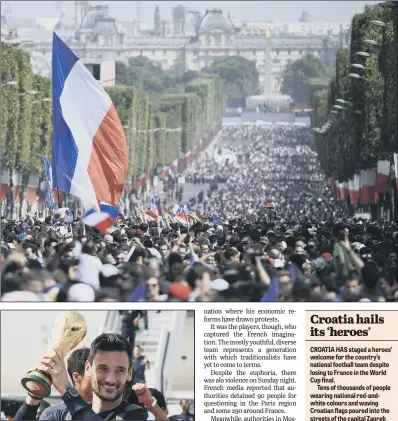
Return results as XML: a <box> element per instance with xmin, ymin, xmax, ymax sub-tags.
<box><xmin>349</xmin><ymin>73</ymin><xmax>364</xmax><ymax>79</ymax></box>
<box><xmin>2</xmin><ymin>81</ymin><xmax>17</xmax><ymax>86</ymax></box>
<box><xmin>355</xmin><ymin>52</ymin><xmax>370</xmax><ymax>57</ymax></box>
<box><xmin>351</xmin><ymin>63</ymin><xmax>366</xmax><ymax>70</ymax></box>
<box><xmin>371</xmin><ymin>20</ymin><xmax>387</xmax><ymax>27</ymax></box>
<box><xmin>363</xmin><ymin>39</ymin><xmax>379</xmax><ymax>46</ymax></box>
<box><xmin>336</xmin><ymin>99</ymin><xmax>352</xmax><ymax>105</ymax></box>
<box><xmin>378</xmin><ymin>1</ymin><xmax>398</xmax><ymax>9</ymax></box>
<box><xmin>32</xmin><ymin>97</ymin><xmax>51</xmax><ymax>105</ymax></box>
<box><xmin>18</xmin><ymin>90</ymin><xmax>38</xmax><ymax>97</ymax></box>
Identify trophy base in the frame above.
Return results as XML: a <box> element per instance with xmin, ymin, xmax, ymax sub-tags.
<box><xmin>21</xmin><ymin>370</ymin><xmax>52</xmax><ymax>399</ymax></box>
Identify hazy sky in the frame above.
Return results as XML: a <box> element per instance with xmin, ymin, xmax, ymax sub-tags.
<box><xmin>3</xmin><ymin>1</ymin><xmax>381</xmax><ymax>23</ymax></box>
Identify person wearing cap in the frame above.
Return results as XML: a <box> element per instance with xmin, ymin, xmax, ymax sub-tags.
<box><xmin>66</xmin><ymin>283</ymin><xmax>96</xmax><ymax>302</ymax></box>
<box><xmin>168</xmin><ymin>282</ymin><xmax>191</xmax><ymax>301</ymax></box>
<box><xmin>259</xmin><ymin>236</ymin><xmax>269</xmax><ymax>250</ymax></box>
<box><xmin>1</xmin><ymin>120</ymin><xmax>395</xmax><ymax>304</ymax></box>
<box><xmin>104</xmin><ymin>235</ymin><xmax>113</xmax><ymax>244</ymax></box>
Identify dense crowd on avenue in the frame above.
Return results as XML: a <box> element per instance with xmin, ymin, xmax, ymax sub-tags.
<box><xmin>1</xmin><ymin>125</ymin><xmax>397</xmax><ymax>303</ymax></box>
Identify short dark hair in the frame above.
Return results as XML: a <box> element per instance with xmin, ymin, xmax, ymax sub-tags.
<box><xmin>67</xmin><ymin>347</ymin><xmax>90</xmax><ymax>385</ymax></box>
<box><xmin>144</xmin><ymin>239</ymin><xmax>153</xmax><ymax>248</ymax></box>
<box><xmin>88</xmin><ymin>333</ymin><xmax>133</xmax><ymax>367</ymax></box>
<box><xmin>347</xmin><ymin>270</ymin><xmax>360</xmax><ymax>282</ymax></box>
<box><xmin>321</xmin><ymin>275</ymin><xmax>339</xmax><ymax>294</ymax></box>
<box><xmin>186</xmin><ymin>263</ymin><xmax>211</xmax><ymax>289</ymax></box>
<box><xmin>224</xmin><ymin>248</ymin><xmax>238</xmax><ymax>261</ymax></box>
<box><xmin>180</xmin><ymin>399</ymin><xmax>191</xmax><ymax>406</ymax></box>
<box><xmin>82</xmin><ymin>241</ymin><xmax>96</xmax><ymax>255</ymax></box>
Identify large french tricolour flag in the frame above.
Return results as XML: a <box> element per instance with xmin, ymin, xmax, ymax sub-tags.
<box><xmin>52</xmin><ymin>33</ymin><xmax>127</xmax><ymax>231</ymax></box>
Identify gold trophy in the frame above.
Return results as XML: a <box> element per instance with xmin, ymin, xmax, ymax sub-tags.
<box><xmin>21</xmin><ymin>311</ymin><xmax>87</xmax><ymax>399</ymax></box>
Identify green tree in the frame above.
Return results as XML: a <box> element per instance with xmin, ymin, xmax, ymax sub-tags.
<box><xmin>2</xmin><ymin>46</ymin><xmax>226</xmax><ymax>194</ymax></box>
<box><xmin>182</xmin><ymin>70</ymin><xmax>200</xmax><ymax>85</ymax></box>
<box><xmin>281</xmin><ymin>54</ymin><xmax>333</xmax><ymax>106</ymax></box>
<box><xmin>313</xmin><ymin>4</ymin><xmax>397</xmax><ymax>186</ymax></box>
<box><xmin>202</xmin><ymin>56</ymin><xmax>261</xmax><ymax>97</ymax></box>
<box><xmin>116</xmin><ymin>57</ymin><xmax>184</xmax><ymax>94</ymax></box>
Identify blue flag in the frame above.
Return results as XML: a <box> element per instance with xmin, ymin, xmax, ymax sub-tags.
<box><xmin>42</xmin><ymin>156</ymin><xmax>54</xmax><ymax>207</ymax></box>
<box><xmin>128</xmin><ymin>281</ymin><xmax>146</xmax><ymax>302</ymax></box>
<box><xmin>289</xmin><ymin>262</ymin><xmax>302</xmax><ymax>283</ymax></box>
<box><xmin>260</xmin><ymin>275</ymin><xmax>279</xmax><ymax>302</ymax></box>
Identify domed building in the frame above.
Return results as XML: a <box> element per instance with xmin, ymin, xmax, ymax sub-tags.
<box><xmin>16</xmin><ymin>1</ymin><xmax>348</xmax><ymax>95</ymax></box>
<box><xmin>196</xmin><ymin>9</ymin><xmax>235</xmax><ymax>47</ymax></box>
<box><xmin>1</xmin><ymin>14</ymin><xmax>20</xmax><ymax>46</ymax></box>
<box><xmin>199</xmin><ymin>9</ymin><xmax>234</xmax><ymax>33</ymax></box>
<box><xmin>73</xmin><ymin>2</ymin><xmax>124</xmax><ymax>46</ymax></box>
<box><xmin>81</xmin><ymin>10</ymin><xmax>108</xmax><ymax>29</ymax></box>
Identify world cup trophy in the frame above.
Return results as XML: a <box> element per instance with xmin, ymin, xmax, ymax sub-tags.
<box><xmin>21</xmin><ymin>311</ymin><xmax>87</xmax><ymax>399</ymax></box>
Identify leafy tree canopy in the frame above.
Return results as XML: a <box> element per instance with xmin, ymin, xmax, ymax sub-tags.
<box><xmin>116</xmin><ymin>57</ymin><xmax>199</xmax><ymax>94</ymax></box>
<box><xmin>281</xmin><ymin>54</ymin><xmax>333</xmax><ymax>106</ymax></box>
<box><xmin>202</xmin><ymin>56</ymin><xmax>261</xmax><ymax>97</ymax></box>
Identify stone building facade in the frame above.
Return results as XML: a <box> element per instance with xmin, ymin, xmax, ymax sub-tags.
<box><xmin>4</xmin><ymin>2</ymin><xmax>349</xmax><ymax>95</ymax></box>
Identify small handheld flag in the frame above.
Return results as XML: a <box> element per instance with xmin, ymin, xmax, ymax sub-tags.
<box><xmin>42</xmin><ymin>156</ymin><xmax>55</xmax><ymax>207</ymax></box>
<box><xmin>146</xmin><ymin>197</ymin><xmax>159</xmax><ymax>220</ymax></box>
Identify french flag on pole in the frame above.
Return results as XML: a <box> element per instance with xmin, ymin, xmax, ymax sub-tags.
<box><xmin>146</xmin><ymin>197</ymin><xmax>159</xmax><ymax>220</ymax></box>
<box><xmin>51</xmin><ymin>33</ymin><xmax>127</xmax><ymax>233</ymax></box>
<box><xmin>42</xmin><ymin>156</ymin><xmax>55</xmax><ymax>207</ymax></box>
<box><xmin>375</xmin><ymin>161</ymin><xmax>390</xmax><ymax>194</ymax></box>
<box><xmin>183</xmin><ymin>203</ymin><xmax>191</xmax><ymax>214</ymax></box>
<box><xmin>171</xmin><ymin>204</ymin><xmax>182</xmax><ymax>217</ymax></box>
<box><xmin>395</xmin><ymin>154</ymin><xmax>398</xmax><ymax>191</ymax></box>
<box><xmin>175</xmin><ymin>213</ymin><xmax>188</xmax><ymax>226</ymax></box>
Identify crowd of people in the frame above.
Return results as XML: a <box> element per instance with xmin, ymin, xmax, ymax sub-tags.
<box><xmin>1</xmin><ymin>124</ymin><xmax>397</xmax><ymax>303</ymax></box>
<box><xmin>204</xmin><ymin>125</ymin><xmax>336</xmax><ymax>221</ymax></box>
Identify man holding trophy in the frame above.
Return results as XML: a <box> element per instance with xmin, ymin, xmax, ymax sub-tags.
<box><xmin>15</xmin><ymin>312</ymin><xmax>168</xmax><ymax>420</ymax></box>
<box><xmin>15</xmin><ymin>348</ymin><xmax>93</xmax><ymax>420</ymax></box>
